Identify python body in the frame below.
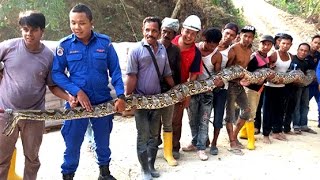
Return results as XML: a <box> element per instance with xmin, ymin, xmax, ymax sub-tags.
<box><xmin>2</xmin><ymin>65</ymin><xmax>315</xmax><ymax>136</ymax></box>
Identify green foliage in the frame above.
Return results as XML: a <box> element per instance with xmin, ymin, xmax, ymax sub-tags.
<box><xmin>0</xmin><ymin>0</ymin><xmax>69</xmax><ymax>41</ymax></box>
<box><xmin>269</xmin><ymin>0</ymin><xmax>320</xmax><ymax>17</ymax></box>
<box><xmin>211</xmin><ymin>0</ymin><xmax>246</xmax><ymax>27</ymax></box>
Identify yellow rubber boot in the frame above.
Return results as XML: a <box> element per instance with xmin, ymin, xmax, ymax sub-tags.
<box><xmin>163</xmin><ymin>132</ymin><xmax>178</xmax><ymax>166</ymax></box>
<box><xmin>239</xmin><ymin>123</ymin><xmax>247</xmax><ymax>139</ymax></box>
<box><xmin>8</xmin><ymin>148</ymin><xmax>22</xmax><ymax>180</ymax></box>
<box><xmin>246</xmin><ymin>121</ymin><xmax>255</xmax><ymax>150</ymax></box>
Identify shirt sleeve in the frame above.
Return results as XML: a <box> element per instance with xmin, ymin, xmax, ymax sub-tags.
<box><xmin>51</xmin><ymin>43</ymin><xmax>81</xmax><ymax>96</ymax></box>
<box><xmin>316</xmin><ymin>59</ymin><xmax>320</xmax><ymax>83</ymax></box>
<box><xmin>163</xmin><ymin>50</ymin><xmax>172</xmax><ymax>77</ymax></box>
<box><xmin>126</xmin><ymin>46</ymin><xmax>139</xmax><ymax>75</ymax></box>
<box><xmin>107</xmin><ymin>43</ymin><xmax>124</xmax><ymax>97</ymax></box>
<box><xmin>190</xmin><ymin>47</ymin><xmax>202</xmax><ymax>73</ymax></box>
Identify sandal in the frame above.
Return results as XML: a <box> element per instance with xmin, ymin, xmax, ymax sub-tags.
<box><xmin>228</xmin><ymin>148</ymin><xmax>244</xmax><ymax>156</ymax></box>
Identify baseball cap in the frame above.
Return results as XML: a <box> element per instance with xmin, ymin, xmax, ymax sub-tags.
<box><xmin>260</xmin><ymin>35</ymin><xmax>274</xmax><ymax>44</ymax></box>
<box><xmin>224</xmin><ymin>23</ymin><xmax>239</xmax><ymax>34</ymax></box>
<box><xmin>161</xmin><ymin>17</ymin><xmax>180</xmax><ymax>32</ymax></box>
<box><xmin>182</xmin><ymin>15</ymin><xmax>201</xmax><ymax>32</ymax></box>
<box><xmin>241</xmin><ymin>25</ymin><xmax>256</xmax><ymax>35</ymax></box>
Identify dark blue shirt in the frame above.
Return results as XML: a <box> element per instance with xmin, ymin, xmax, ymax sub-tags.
<box><xmin>52</xmin><ymin>32</ymin><xmax>124</xmax><ymax>105</ymax></box>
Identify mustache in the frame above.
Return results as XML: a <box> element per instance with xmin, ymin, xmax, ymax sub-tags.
<box><xmin>147</xmin><ymin>36</ymin><xmax>156</xmax><ymax>40</ymax></box>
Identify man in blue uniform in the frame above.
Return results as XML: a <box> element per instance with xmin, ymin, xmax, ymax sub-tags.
<box><xmin>52</xmin><ymin>4</ymin><xmax>125</xmax><ymax>180</ymax></box>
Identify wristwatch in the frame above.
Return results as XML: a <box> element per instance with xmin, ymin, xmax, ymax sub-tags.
<box><xmin>117</xmin><ymin>94</ymin><xmax>125</xmax><ymax>100</ymax></box>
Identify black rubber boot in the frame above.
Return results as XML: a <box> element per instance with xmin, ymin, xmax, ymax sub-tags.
<box><xmin>98</xmin><ymin>165</ymin><xmax>116</xmax><ymax>180</ymax></box>
<box><xmin>138</xmin><ymin>151</ymin><xmax>152</xmax><ymax>180</ymax></box>
<box><xmin>148</xmin><ymin>148</ymin><xmax>160</xmax><ymax>178</ymax></box>
<box><xmin>62</xmin><ymin>173</ymin><xmax>74</xmax><ymax>180</ymax></box>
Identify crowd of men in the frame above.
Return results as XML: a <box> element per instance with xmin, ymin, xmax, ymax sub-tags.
<box><xmin>0</xmin><ymin>3</ymin><xmax>320</xmax><ymax>180</ymax></box>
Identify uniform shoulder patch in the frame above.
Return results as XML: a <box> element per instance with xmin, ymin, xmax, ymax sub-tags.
<box><xmin>56</xmin><ymin>47</ymin><xmax>64</xmax><ymax>56</ymax></box>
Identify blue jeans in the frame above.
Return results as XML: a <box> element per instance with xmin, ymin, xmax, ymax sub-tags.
<box><xmin>212</xmin><ymin>88</ymin><xmax>227</xmax><ymax>129</ymax></box>
<box><xmin>309</xmin><ymin>84</ymin><xmax>320</xmax><ymax>124</ymax></box>
<box><xmin>187</xmin><ymin>92</ymin><xmax>212</xmax><ymax>150</ymax></box>
<box><xmin>135</xmin><ymin>109</ymin><xmax>161</xmax><ymax>154</ymax></box>
<box><xmin>293</xmin><ymin>87</ymin><xmax>309</xmax><ymax>129</ymax></box>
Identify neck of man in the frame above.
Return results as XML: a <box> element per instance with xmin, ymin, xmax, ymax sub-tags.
<box><xmin>217</xmin><ymin>41</ymin><xmax>230</xmax><ymax>51</ymax></box>
<box><xmin>160</xmin><ymin>39</ymin><xmax>171</xmax><ymax>48</ymax></box>
<box><xmin>24</xmin><ymin>41</ymin><xmax>42</xmax><ymax>52</ymax></box>
<box><xmin>258</xmin><ymin>50</ymin><xmax>267</xmax><ymax>58</ymax></box>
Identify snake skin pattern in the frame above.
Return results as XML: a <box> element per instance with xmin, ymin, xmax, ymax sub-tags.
<box><xmin>2</xmin><ymin>65</ymin><xmax>315</xmax><ymax>136</ymax></box>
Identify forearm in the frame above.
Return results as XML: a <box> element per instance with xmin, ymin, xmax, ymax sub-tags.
<box><xmin>125</xmin><ymin>74</ymin><xmax>137</xmax><ymax>95</ymax></box>
<box><xmin>189</xmin><ymin>73</ymin><xmax>198</xmax><ymax>81</ymax></box>
<box><xmin>164</xmin><ymin>76</ymin><xmax>175</xmax><ymax>87</ymax></box>
<box><xmin>48</xmin><ymin>86</ymin><xmax>70</xmax><ymax>101</ymax></box>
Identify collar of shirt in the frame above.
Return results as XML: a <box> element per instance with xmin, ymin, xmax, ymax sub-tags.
<box><xmin>71</xmin><ymin>31</ymin><xmax>97</xmax><ymax>43</ymax></box>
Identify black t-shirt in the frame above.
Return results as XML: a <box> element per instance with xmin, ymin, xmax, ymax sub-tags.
<box><xmin>166</xmin><ymin>43</ymin><xmax>181</xmax><ymax>85</ymax></box>
<box><xmin>247</xmin><ymin>52</ymin><xmax>269</xmax><ymax>92</ymax></box>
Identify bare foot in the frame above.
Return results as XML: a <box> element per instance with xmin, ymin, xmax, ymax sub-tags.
<box><xmin>236</xmin><ymin>139</ymin><xmax>245</xmax><ymax>149</ymax></box>
<box><xmin>272</xmin><ymin>133</ymin><xmax>287</xmax><ymax>141</ymax></box>
<box><xmin>284</xmin><ymin>131</ymin><xmax>295</xmax><ymax>135</ymax></box>
<box><xmin>263</xmin><ymin>136</ymin><xmax>271</xmax><ymax>144</ymax></box>
<box><xmin>280</xmin><ymin>133</ymin><xmax>288</xmax><ymax>140</ymax></box>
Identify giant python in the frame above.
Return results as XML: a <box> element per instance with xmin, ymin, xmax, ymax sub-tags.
<box><xmin>2</xmin><ymin>65</ymin><xmax>315</xmax><ymax>136</ymax></box>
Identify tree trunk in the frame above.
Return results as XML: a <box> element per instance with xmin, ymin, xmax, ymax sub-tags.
<box><xmin>171</xmin><ymin>0</ymin><xmax>182</xmax><ymax>18</ymax></box>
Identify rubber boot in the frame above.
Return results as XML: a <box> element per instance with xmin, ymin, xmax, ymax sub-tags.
<box><xmin>246</xmin><ymin>121</ymin><xmax>255</xmax><ymax>150</ymax></box>
<box><xmin>8</xmin><ymin>148</ymin><xmax>22</xmax><ymax>180</ymax></box>
<box><xmin>163</xmin><ymin>132</ymin><xmax>178</xmax><ymax>166</ymax></box>
<box><xmin>138</xmin><ymin>151</ymin><xmax>152</xmax><ymax>180</ymax></box>
<box><xmin>239</xmin><ymin>123</ymin><xmax>248</xmax><ymax>139</ymax></box>
<box><xmin>62</xmin><ymin>173</ymin><xmax>74</xmax><ymax>180</ymax></box>
<box><xmin>98</xmin><ymin>165</ymin><xmax>116</xmax><ymax>180</ymax></box>
<box><xmin>148</xmin><ymin>148</ymin><xmax>160</xmax><ymax>178</ymax></box>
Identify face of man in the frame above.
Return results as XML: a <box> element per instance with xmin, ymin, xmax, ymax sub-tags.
<box><xmin>160</xmin><ymin>27</ymin><xmax>175</xmax><ymax>44</ymax></box>
<box><xmin>69</xmin><ymin>12</ymin><xmax>93</xmax><ymax>44</ymax></box>
<box><xmin>310</xmin><ymin>37</ymin><xmax>320</xmax><ymax>52</ymax></box>
<box><xmin>181</xmin><ymin>27</ymin><xmax>197</xmax><ymax>45</ymax></box>
<box><xmin>202</xmin><ymin>37</ymin><xmax>218</xmax><ymax>52</ymax></box>
<box><xmin>240</xmin><ymin>32</ymin><xmax>254</xmax><ymax>47</ymax></box>
<box><xmin>143</xmin><ymin>21</ymin><xmax>160</xmax><ymax>46</ymax></box>
<box><xmin>21</xmin><ymin>25</ymin><xmax>43</xmax><ymax>48</ymax></box>
<box><xmin>297</xmin><ymin>44</ymin><xmax>310</xmax><ymax>59</ymax></box>
<box><xmin>259</xmin><ymin>41</ymin><xmax>273</xmax><ymax>54</ymax></box>
<box><xmin>221</xmin><ymin>29</ymin><xmax>237</xmax><ymax>45</ymax></box>
<box><xmin>279</xmin><ymin>39</ymin><xmax>292</xmax><ymax>52</ymax></box>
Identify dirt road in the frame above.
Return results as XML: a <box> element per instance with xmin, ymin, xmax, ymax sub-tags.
<box><xmin>13</xmin><ymin>0</ymin><xmax>320</xmax><ymax>180</ymax></box>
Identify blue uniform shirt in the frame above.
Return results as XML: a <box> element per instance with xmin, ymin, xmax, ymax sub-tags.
<box><xmin>52</xmin><ymin>32</ymin><xmax>124</xmax><ymax>105</ymax></box>
<box><xmin>307</xmin><ymin>51</ymin><xmax>320</xmax><ymax>84</ymax></box>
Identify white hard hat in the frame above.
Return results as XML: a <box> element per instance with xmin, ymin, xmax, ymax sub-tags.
<box><xmin>182</xmin><ymin>15</ymin><xmax>201</xmax><ymax>32</ymax></box>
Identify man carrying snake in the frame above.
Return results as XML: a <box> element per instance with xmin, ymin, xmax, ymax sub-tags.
<box><xmin>224</xmin><ymin>25</ymin><xmax>255</xmax><ymax>155</ymax></box>
<box><xmin>0</xmin><ymin>11</ymin><xmax>76</xmax><ymax>180</ymax></box>
<box><xmin>52</xmin><ymin>4</ymin><xmax>125</xmax><ymax>180</ymax></box>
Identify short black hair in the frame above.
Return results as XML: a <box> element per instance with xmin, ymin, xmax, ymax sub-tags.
<box><xmin>280</xmin><ymin>33</ymin><xmax>293</xmax><ymax>42</ymax></box>
<box><xmin>298</xmin><ymin>42</ymin><xmax>310</xmax><ymax>51</ymax></box>
<box><xmin>311</xmin><ymin>34</ymin><xmax>320</xmax><ymax>41</ymax></box>
<box><xmin>18</xmin><ymin>11</ymin><xmax>46</xmax><ymax>29</ymax></box>
<box><xmin>143</xmin><ymin>17</ymin><xmax>162</xmax><ymax>31</ymax></box>
<box><xmin>202</xmin><ymin>27</ymin><xmax>222</xmax><ymax>43</ymax></box>
<box><xmin>70</xmin><ymin>3</ymin><xmax>93</xmax><ymax>21</ymax></box>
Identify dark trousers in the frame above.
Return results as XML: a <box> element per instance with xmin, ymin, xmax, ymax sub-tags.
<box><xmin>254</xmin><ymin>89</ymin><xmax>264</xmax><ymax>131</ymax></box>
<box><xmin>309</xmin><ymin>84</ymin><xmax>320</xmax><ymax>124</ymax></box>
<box><xmin>172</xmin><ymin>103</ymin><xmax>184</xmax><ymax>152</ymax></box>
<box><xmin>283</xmin><ymin>85</ymin><xmax>298</xmax><ymax>133</ymax></box>
<box><xmin>263</xmin><ymin>86</ymin><xmax>286</xmax><ymax>136</ymax></box>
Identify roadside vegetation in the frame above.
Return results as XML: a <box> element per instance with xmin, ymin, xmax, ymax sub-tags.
<box><xmin>0</xmin><ymin>0</ymin><xmax>245</xmax><ymax>42</ymax></box>
<box><xmin>267</xmin><ymin>0</ymin><xmax>319</xmax><ymax>28</ymax></box>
